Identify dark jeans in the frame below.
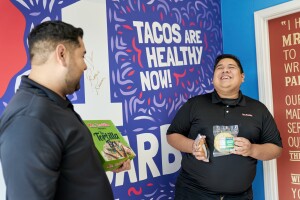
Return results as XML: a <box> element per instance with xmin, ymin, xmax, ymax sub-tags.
<box><xmin>174</xmin><ymin>184</ymin><xmax>253</xmax><ymax>200</ymax></box>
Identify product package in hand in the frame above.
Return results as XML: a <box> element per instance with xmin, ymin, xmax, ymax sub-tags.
<box><xmin>213</xmin><ymin>125</ymin><xmax>238</xmax><ymax>157</ymax></box>
<box><xmin>194</xmin><ymin>134</ymin><xmax>210</xmax><ymax>162</ymax></box>
<box><xmin>84</xmin><ymin>120</ymin><xmax>136</xmax><ymax>171</ymax></box>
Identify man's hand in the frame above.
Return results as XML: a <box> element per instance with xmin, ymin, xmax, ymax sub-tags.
<box><xmin>232</xmin><ymin>137</ymin><xmax>252</xmax><ymax>157</ymax></box>
<box><xmin>192</xmin><ymin>135</ymin><xmax>209</xmax><ymax>162</ymax></box>
<box><xmin>232</xmin><ymin>137</ymin><xmax>282</xmax><ymax>160</ymax></box>
<box><xmin>112</xmin><ymin>159</ymin><xmax>131</xmax><ymax>173</ymax></box>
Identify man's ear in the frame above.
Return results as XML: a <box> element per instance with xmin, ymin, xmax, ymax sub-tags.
<box><xmin>241</xmin><ymin>73</ymin><xmax>245</xmax><ymax>82</ymax></box>
<box><xmin>56</xmin><ymin>44</ymin><xmax>67</xmax><ymax>66</ymax></box>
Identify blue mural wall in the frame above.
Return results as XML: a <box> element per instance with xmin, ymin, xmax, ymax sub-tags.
<box><xmin>0</xmin><ymin>0</ymin><xmax>222</xmax><ymax>199</ymax></box>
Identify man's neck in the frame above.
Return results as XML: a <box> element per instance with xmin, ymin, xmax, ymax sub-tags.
<box><xmin>216</xmin><ymin>90</ymin><xmax>239</xmax><ymax>99</ymax></box>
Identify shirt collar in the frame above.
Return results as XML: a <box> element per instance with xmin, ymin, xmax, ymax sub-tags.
<box><xmin>212</xmin><ymin>90</ymin><xmax>246</xmax><ymax>106</ymax></box>
<box><xmin>20</xmin><ymin>76</ymin><xmax>72</xmax><ymax>109</ymax></box>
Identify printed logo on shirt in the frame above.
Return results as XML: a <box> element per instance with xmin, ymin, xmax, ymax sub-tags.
<box><xmin>242</xmin><ymin>113</ymin><xmax>253</xmax><ymax>117</ymax></box>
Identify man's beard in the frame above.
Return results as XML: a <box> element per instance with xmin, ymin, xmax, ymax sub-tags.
<box><xmin>74</xmin><ymin>82</ymin><xmax>80</xmax><ymax>92</ymax></box>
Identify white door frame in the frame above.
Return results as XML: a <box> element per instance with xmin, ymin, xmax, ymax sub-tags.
<box><xmin>254</xmin><ymin>1</ymin><xmax>300</xmax><ymax>199</ymax></box>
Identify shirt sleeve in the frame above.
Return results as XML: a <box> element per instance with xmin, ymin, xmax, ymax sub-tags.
<box><xmin>261</xmin><ymin>106</ymin><xmax>283</xmax><ymax>147</ymax></box>
<box><xmin>167</xmin><ymin>100</ymin><xmax>192</xmax><ymax>137</ymax></box>
<box><xmin>0</xmin><ymin>116</ymin><xmax>62</xmax><ymax>200</ymax></box>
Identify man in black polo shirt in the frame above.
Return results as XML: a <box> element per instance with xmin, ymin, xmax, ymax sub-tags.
<box><xmin>167</xmin><ymin>54</ymin><xmax>282</xmax><ymax>200</ymax></box>
<box><xmin>0</xmin><ymin>21</ymin><xmax>130</xmax><ymax>200</ymax></box>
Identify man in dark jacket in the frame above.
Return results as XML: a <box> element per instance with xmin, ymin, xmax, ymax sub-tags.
<box><xmin>0</xmin><ymin>20</ymin><xmax>130</xmax><ymax>200</ymax></box>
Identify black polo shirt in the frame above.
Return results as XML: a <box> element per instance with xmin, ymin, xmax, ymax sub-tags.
<box><xmin>0</xmin><ymin>76</ymin><xmax>114</xmax><ymax>200</ymax></box>
<box><xmin>167</xmin><ymin>90</ymin><xmax>282</xmax><ymax>194</ymax></box>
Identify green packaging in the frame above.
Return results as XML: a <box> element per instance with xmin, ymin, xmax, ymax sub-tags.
<box><xmin>84</xmin><ymin>120</ymin><xmax>135</xmax><ymax>171</ymax></box>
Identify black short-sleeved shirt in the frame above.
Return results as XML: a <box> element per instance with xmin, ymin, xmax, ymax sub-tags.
<box><xmin>167</xmin><ymin>90</ymin><xmax>282</xmax><ymax>195</ymax></box>
<box><xmin>0</xmin><ymin>76</ymin><xmax>114</xmax><ymax>200</ymax></box>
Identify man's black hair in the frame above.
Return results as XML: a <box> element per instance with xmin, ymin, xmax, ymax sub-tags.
<box><xmin>214</xmin><ymin>54</ymin><xmax>244</xmax><ymax>73</ymax></box>
<box><xmin>28</xmin><ymin>20</ymin><xmax>84</xmax><ymax>60</ymax></box>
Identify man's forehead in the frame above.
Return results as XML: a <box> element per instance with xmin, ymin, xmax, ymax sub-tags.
<box><xmin>78</xmin><ymin>38</ymin><xmax>86</xmax><ymax>51</ymax></box>
<box><xmin>217</xmin><ymin>62</ymin><xmax>238</xmax><ymax>66</ymax></box>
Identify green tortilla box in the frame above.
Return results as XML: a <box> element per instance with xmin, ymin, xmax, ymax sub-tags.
<box><xmin>84</xmin><ymin>120</ymin><xmax>136</xmax><ymax>171</ymax></box>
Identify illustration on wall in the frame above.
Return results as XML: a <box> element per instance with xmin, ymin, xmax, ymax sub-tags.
<box><xmin>0</xmin><ymin>0</ymin><xmax>222</xmax><ymax>199</ymax></box>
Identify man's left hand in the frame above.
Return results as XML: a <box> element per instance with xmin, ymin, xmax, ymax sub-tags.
<box><xmin>232</xmin><ymin>137</ymin><xmax>252</xmax><ymax>157</ymax></box>
<box><xmin>113</xmin><ymin>159</ymin><xmax>131</xmax><ymax>173</ymax></box>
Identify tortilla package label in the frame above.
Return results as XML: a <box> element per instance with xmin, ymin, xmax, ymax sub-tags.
<box><xmin>213</xmin><ymin>125</ymin><xmax>238</xmax><ymax>157</ymax></box>
<box><xmin>84</xmin><ymin>120</ymin><xmax>136</xmax><ymax>171</ymax></box>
